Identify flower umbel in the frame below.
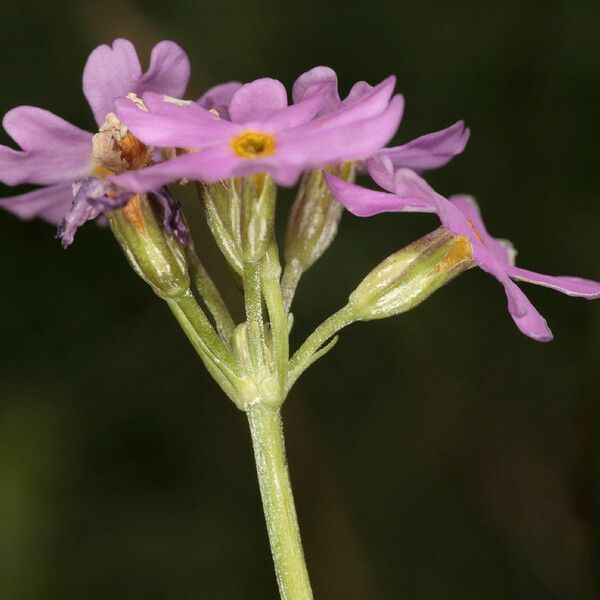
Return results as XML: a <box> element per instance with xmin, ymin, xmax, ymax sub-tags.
<box><xmin>1</xmin><ymin>36</ymin><xmax>599</xmax><ymax>600</ymax></box>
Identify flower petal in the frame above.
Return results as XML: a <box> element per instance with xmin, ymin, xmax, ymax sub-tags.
<box><xmin>392</xmin><ymin>171</ymin><xmax>485</xmax><ymax>246</ymax></box>
<box><xmin>380</xmin><ymin>121</ymin><xmax>470</xmax><ymax>171</ymax></box>
<box><xmin>292</xmin><ymin>66</ymin><xmax>337</xmax><ymax>101</ymax></box>
<box><xmin>228</xmin><ymin>78</ymin><xmax>288</xmax><ymax>123</ymax></box>
<box><xmin>198</xmin><ymin>81</ymin><xmax>243</xmax><ymax>119</ymax></box>
<box><xmin>292</xmin><ymin>66</ymin><xmax>340</xmax><ymax>114</ymax></box>
<box><xmin>115</xmin><ymin>94</ymin><xmax>234</xmax><ymax>148</ymax></box>
<box><xmin>258</xmin><ymin>84</ymin><xmax>331</xmax><ymax>131</ymax></box>
<box><xmin>112</xmin><ymin>146</ymin><xmax>239</xmax><ymax>192</ymax></box>
<box><xmin>345</xmin><ymin>81</ymin><xmax>374</xmax><ymax>102</ymax></box>
<box><xmin>449</xmin><ymin>194</ymin><xmax>517</xmax><ymax>265</ymax></box>
<box><xmin>83</xmin><ymin>39</ymin><xmax>190</xmax><ymax>126</ymax></box>
<box><xmin>278</xmin><ymin>94</ymin><xmax>404</xmax><ymax>168</ymax></box>
<box><xmin>0</xmin><ymin>107</ymin><xmax>93</xmax><ymax>186</ymax></box>
<box><xmin>57</xmin><ymin>179</ymin><xmax>109</xmax><ymax>247</ymax></box>
<box><xmin>151</xmin><ymin>188</ymin><xmax>190</xmax><ymax>244</ymax></box>
<box><xmin>0</xmin><ymin>183</ymin><xmax>73</xmax><ymax>224</ymax></box>
<box><xmin>310</xmin><ymin>76</ymin><xmax>399</xmax><ymax>130</ymax></box>
<box><xmin>83</xmin><ymin>39</ymin><xmax>142</xmax><ymax>126</ymax></box>
<box><xmin>392</xmin><ymin>168</ymin><xmax>447</xmax><ymax>211</ymax></box>
<box><xmin>366</xmin><ymin>154</ymin><xmax>395</xmax><ymax>192</ymax></box>
<box><xmin>140</xmin><ymin>41</ymin><xmax>191</xmax><ymax>99</ymax></box>
<box><xmin>498</xmin><ymin>276</ymin><xmax>554</xmax><ymax>342</ymax></box>
<box><xmin>506</xmin><ymin>266</ymin><xmax>600</xmax><ymax>299</ymax></box>
<box><xmin>325</xmin><ymin>173</ymin><xmax>434</xmax><ymax>216</ymax></box>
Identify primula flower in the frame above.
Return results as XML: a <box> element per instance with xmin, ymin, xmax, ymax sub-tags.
<box><xmin>0</xmin><ymin>39</ymin><xmax>190</xmax><ymax>225</ymax></box>
<box><xmin>111</xmin><ymin>73</ymin><xmax>404</xmax><ymax>191</ymax></box>
<box><xmin>326</xmin><ymin>168</ymin><xmax>600</xmax><ymax>341</ymax></box>
<box><xmin>292</xmin><ymin>66</ymin><xmax>470</xmax><ymax>172</ymax></box>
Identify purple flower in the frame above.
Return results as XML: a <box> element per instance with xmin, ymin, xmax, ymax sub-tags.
<box><xmin>326</xmin><ymin>168</ymin><xmax>600</xmax><ymax>341</ymax></box>
<box><xmin>0</xmin><ymin>39</ymin><xmax>190</xmax><ymax>225</ymax></box>
<box><xmin>292</xmin><ymin>66</ymin><xmax>470</xmax><ymax>173</ymax></box>
<box><xmin>112</xmin><ymin>74</ymin><xmax>404</xmax><ymax>191</ymax></box>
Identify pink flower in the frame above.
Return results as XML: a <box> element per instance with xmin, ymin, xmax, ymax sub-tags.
<box><xmin>326</xmin><ymin>168</ymin><xmax>600</xmax><ymax>341</ymax></box>
<box><xmin>0</xmin><ymin>39</ymin><xmax>190</xmax><ymax>224</ymax></box>
<box><xmin>112</xmin><ymin>72</ymin><xmax>404</xmax><ymax>191</ymax></box>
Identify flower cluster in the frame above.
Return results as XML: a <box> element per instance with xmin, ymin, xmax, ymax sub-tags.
<box><xmin>0</xmin><ymin>38</ymin><xmax>598</xmax><ymax>342</ymax></box>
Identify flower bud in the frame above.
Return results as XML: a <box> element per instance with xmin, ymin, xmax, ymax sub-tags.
<box><xmin>348</xmin><ymin>228</ymin><xmax>474</xmax><ymax>320</ymax></box>
<box><xmin>239</xmin><ymin>173</ymin><xmax>277</xmax><ymax>263</ymax></box>
<box><xmin>200</xmin><ymin>180</ymin><xmax>244</xmax><ymax>274</ymax></box>
<box><xmin>285</xmin><ymin>162</ymin><xmax>355</xmax><ymax>273</ymax></box>
<box><xmin>107</xmin><ymin>193</ymin><xmax>191</xmax><ymax>300</ymax></box>
<box><xmin>200</xmin><ymin>173</ymin><xmax>276</xmax><ymax>270</ymax></box>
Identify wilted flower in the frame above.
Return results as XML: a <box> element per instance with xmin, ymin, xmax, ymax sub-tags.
<box><xmin>326</xmin><ymin>168</ymin><xmax>600</xmax><ymax>341</ymax></box>
<box><xmin>56</xmin><ymin>109</ymin><xmax>189</xmax><ymax>247</ymax></box>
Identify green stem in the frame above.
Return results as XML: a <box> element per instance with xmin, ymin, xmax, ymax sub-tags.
<box><xmin>243</xmin><ymin>261</ymin><xmax>265</xmax><ymax>371</ymax></box>
<box><xmin>166</xmin><ymin>294</ymin><xmax>241</xmax><ymax>402</ymax></box>
<box><xmin>170</xmin><ymin>292</ymin><xmax>242</xmax><ymax>381</ymax></box>
<box><xmin>281</xmin><ymin>258</ymin><xmax>304</xmax><ymax>314</ymax></box>
<box><xmin>186</xmin><ymin>245</ymin><xmax>236</xmax><ymax>343</ymax></box>
<box><xmin>261</xmin><ymin>244</ymin><xmax>289</xmax><ymax>394</ymax></box>
<box><xmin>288</xmin><ymin>304</ymin><xmax>356</xmax><ymax>385</ymax></box>
<box><xmin>247</xmin><ymin>403</ymin><xmax>313</xmax><ymax>600</ymax></box>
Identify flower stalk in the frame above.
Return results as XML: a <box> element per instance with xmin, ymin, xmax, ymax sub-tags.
<box><xmin>261</xmin><ymin>242</ymin><xmax>289</xmax><ymax>395</ymax></box>
<box><xmin>186</xmin><ymin>242</ymin><xmax>236</xmax><ymax>343</ymax></box>
<box><xmin>246</xmin><ymin>402</ymin><xmax>313</xmax><ymax>600</ymax></box>
<box><xmin>282</xmin><ymin>163</ymin><xmax>356</xmax><ymax>312</ymax></box>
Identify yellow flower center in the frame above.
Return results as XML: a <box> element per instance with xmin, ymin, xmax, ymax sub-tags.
<box><xmin>231</xmin><ymin>131</ymin><xmax>276</xmax><ymax>159</ymax></box>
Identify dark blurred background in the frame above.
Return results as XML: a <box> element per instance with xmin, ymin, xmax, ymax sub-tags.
<box><xmin>1</xmin><ymin>1</ymin><xmax>599</xmax><ymax>598</ymax></box>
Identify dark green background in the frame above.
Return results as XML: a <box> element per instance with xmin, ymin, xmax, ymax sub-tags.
<box><xmin>1</xmin><ymin>1</ymin><xmax>599</xmax><ymax>598</ymax></box>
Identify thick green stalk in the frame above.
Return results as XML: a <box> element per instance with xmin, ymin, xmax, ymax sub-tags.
<box><xmin>247</xmin><ymin>403</ymin><xmax>313</xmax><ymax>600</ymax></box>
